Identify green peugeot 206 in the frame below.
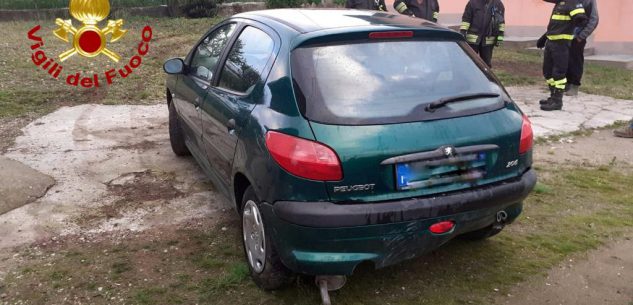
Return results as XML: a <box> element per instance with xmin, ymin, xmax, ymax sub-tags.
<box><xmin>163</xmin><ymin>9</ymin><xmax>536</xmax><ymax>292</ymax></box>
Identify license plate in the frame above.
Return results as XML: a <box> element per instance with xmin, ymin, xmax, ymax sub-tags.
<box><xmin>395</xmin><ymin>153</ymin><xmax>487</xmax><ymax>190</ymax></box>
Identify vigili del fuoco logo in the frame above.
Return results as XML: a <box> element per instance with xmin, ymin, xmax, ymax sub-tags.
<box><xmin>27</xmin><ymin>0</ymin><xmax>153</xmax><ymax>88</ymax></box>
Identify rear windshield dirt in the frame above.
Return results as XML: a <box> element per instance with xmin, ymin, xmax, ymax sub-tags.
<box><xmin>291</xmin><ymin>40</ymin><xmax>505</xmax><ymax>125</ymax></box>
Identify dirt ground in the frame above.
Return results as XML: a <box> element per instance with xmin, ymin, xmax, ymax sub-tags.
<box><xmin>534</xmin><ymin>128</ymin><xmax>633</xmax><ymax>167</ymax></box>
<box><xmin>498</xmin><ymin>237</ymin><xmax>633</xmax><ymax>305</ymax></box>
<box><xmin>0</xmin><ymin>117</ymin><xmax>30</xmax><ymax>154</ymax></box>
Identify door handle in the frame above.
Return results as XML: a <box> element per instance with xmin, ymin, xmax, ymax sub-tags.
<box><xmin>226</xmin><ymin>118</ymin><xmax>236</xmax><ymax>132</ymax></box>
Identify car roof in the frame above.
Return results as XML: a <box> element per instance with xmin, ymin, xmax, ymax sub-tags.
<box><xmin>234</xmin><ymin>9</ymin><xmax>450</xmax><ymax>34</ymax></box>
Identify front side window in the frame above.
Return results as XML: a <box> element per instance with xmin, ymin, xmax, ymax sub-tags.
<box><xmin>218</xmin><ymin>26</ymin><xmax>275</xmax><ymax>94</ymax></box>
<box><xmin>291</xmin><ymin>40</ymin><xmax>505</xmax><ymax>125</ymax></box>
<box><xmin>190</xmin><ymin>23</ymin><xmax>237</xmax><ymax>82</ymax></box>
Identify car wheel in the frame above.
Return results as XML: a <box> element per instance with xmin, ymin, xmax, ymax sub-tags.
<box><xmin>168</xmin><ymin>102</ymin><xmax>190</xmax><ymax>156</ymax></box>
<box><xmin>459</xmin><ymin>225</ymin><xmax>504</xmax><ymax>241</ymax></box>
<box><xmin>241</xmin><ymin>186</ymin><xmax>294</xmax><ymax>290</ymax></box>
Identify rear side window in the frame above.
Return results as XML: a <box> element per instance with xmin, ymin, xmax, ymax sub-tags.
<box><xmin>218</xmin><ymin>26</ymin><xmax>275</xmax><ymax>94</ymax></box>
<box><xmin>291</xmin><ymin>40</ymin><xmax>504</xmax><ymax>125</ymax></box>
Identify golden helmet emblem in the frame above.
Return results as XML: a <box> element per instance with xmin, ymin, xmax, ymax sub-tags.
<box><xmin>69</xmin><ymin>0</ymin><xmax>111</xmax><ymax>25</ymax></box>
<box><xmin>53</xmin><ymin>0</ymin><xmax>127</xmax><ymax>62</ymax></box>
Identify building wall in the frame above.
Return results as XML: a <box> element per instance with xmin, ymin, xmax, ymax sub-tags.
<box><xmin>386</xmin><ymin>0</ymin><xmax>633</xmax><ymax>54</ymax></box>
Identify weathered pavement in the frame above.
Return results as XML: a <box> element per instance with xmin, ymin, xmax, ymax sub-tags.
<box><xmin>507</xmin><ymin>87</ymin><xmax>633</xmax><ymax>137</ymax></box>
<box><xmin>0</xmin><ymin>104</ymin><xmax>224</xmax><ymax>250</ymax></box>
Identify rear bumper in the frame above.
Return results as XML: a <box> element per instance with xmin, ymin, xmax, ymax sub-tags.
<box><xmin>274</xmin><ymin>169</ymin><xmax>536</xmax><ymax>227</ymax></box>
<box><xmin>260</xmin><ymin>169</ymin><xmax>536</xmax><ymax>275</ymax></box>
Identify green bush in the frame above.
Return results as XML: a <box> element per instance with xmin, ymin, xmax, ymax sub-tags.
<box><xmin>265</xmin><ymin>0</ymin><xmax>306</xmax><ymax>9</ymax></box>
<box><xmin>167</xmin><ymin>0</ymin><xmax>219</xmax><ymax>18</ymax></box>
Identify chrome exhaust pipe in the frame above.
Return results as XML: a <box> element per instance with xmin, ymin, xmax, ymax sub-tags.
<box><xmin>496</xmin><ymin>210</ymin><xmax>508</xmax><ymax>223</ymax></box>
<box><xmin>316</xmin><ymin>275</ymin><xmax>347</xmax><ymax>305</ymax></box>
<box><xmin>493</xmin><ymin>210</ymin><xmax>508</xmax><ymax>230</ymax></box>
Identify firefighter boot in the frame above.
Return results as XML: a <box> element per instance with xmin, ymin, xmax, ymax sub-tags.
<box><xmin>540</xmin><ymin>89</ymin><xmax>563</xmax><ymax>111</ymax></box>
<box><xmin>539</xmin><ymin>86</ymin><xmax>554</xmax><ymax>105</ymax></box>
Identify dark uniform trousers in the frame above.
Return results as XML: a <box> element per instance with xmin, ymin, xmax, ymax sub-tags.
<box><xmin>543</xmin><ymin>40</ymin><xmax>570</xmax><ymax>90</ymax></box>
<box><xmin>567</xmin><ymin>38</ymin><xmax>587</xmax><ymax>86</ymax></box>
<box><xmin>470</xmin><ymin>44</ymin><xmax>494</xmax><ymax>67</ymax></box>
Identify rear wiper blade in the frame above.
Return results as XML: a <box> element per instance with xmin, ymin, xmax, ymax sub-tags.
<box><xmin>425</xmin><ymin>92</ymin><xmax>501</xmax><ymax>112</ymax></box>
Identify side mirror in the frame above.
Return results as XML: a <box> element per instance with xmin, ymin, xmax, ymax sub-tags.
<box><xmin>163</xmin><ymin>58</ymin><xmax>185</xmax><ymax>74</ymax></box>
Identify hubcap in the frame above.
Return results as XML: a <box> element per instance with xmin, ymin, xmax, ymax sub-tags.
<box><xmin>242</xmin><ymin>200</ymin><xmax>266</xmax><ymax>273</ymax></box>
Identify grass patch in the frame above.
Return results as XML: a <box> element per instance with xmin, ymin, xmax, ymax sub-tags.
<box><xmin>2</xmin><ymin>165</ymin><xmax>632</xmax><ymax>304</ymax></box>
<box><xmin>494</xmin><ymin>48</ymin><xmax>633</xmax><ymax>100</ymax></box>
<box><xmin>0</xmin><ymin>17</ymin><xmax>221</xmax><ymax>119</ymax></box>
<box><xmin>532</xmin><ymin>182</ymin><xmax>552</xmax><ymax>194</ymax></box>
<box><xmin>0</xmin><ymin>0</ymin><xmax>166</xmax><ymax>9</ymax></box>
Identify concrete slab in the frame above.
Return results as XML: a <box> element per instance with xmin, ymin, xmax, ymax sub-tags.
<box><xmin>507</xmin><ymin>87</ymin><xmax>633</xmax><ymax>138</ymax></box>
<box><xmin>0</xmin><ymin>104</ymin><xmax>223</xmax><ymax>250</ymax></box>
<box><xmin>0</xmin><ymin>157</ymin><xmax>55</xmax><ymax>216</ymax></box>
<box><xmin>504</xmin><ymin>36</ymin><xmax>540</xmax><ymax>49</ymax></box>
<box><xmin>585</xmin><ymin>54</ymin><xmax>633</xmax><ymax>70</ymax></box>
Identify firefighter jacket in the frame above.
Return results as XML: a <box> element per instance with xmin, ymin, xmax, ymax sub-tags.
<box><xmin>576</xmin><ymin>0</ymin><xmax>599</xmax><ymax>41</ymax></box>
<box><xmin>544</xmin><ymin>0</ymin><xmax>588</xmax><ymax>41</ymax></box>
<box><xmin>460</xmin><ymin>0</ymin><xmax>505</xmax><ymax>46</ymax></box>
<box><xmin>393</xmin><ymin>0</ymin><xmax>439</xmax><ymax>22</ymax></box>
<box><xmin>345</xmin><ymin>0</ymin><xmax>387</xmax><ymax>11</ymax></box>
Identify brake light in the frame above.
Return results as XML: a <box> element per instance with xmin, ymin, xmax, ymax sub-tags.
<box><xmin>519</xmin><ymin>114</ymin><xmax>534</xmax><ymax>154</ymax></box>
<box><xmin>429</xmin><ymin>220</ymin><xmax>455</xmax><ymax>234</ymax></box>
<box><xmin>369</xmin><ymin>31</ymin><xmax>414</xmax><ymax>39</ymax></box>
<box><xmin>265</xmin><ymin>131</ymin><xmax>343</xmax><ymax>181</ymax></box>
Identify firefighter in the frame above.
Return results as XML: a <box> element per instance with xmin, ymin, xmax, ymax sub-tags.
<box><xmin>346</xmin><ymin>0</ymin><xmax>387</xmax><ymax>11</ymax></box>
<box><xmin>537</xmin><ymin>0</ymin><xmax>588</xmax><ymax>111</ymax></box>
<box><xmin>393</xmin><ymin>0</ymin><xmax>439</xmax><ymax>22</ymax></box>
<box><xmin>460</xmin><ymin>0</ymin><xmax>505</xmax><ymax>67</ymax></box>
<box><xmin>566</xmin><ymin>0</ymin><xmax>599</xmax><ymax>96</ymax></box>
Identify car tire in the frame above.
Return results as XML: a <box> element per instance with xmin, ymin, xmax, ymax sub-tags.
<box><xmin>168</xmin><ymin>102</ymin><xmax>190</xmax><ymax>156</ymax></box>
<box><xmin>459</xmin><ymin>225</ymin><xmax>504</xmax><ymax>241</ymax></box>
<box><xmin>240</xmin><ymin>186</ymin><xmax>295</xmax><ymax>290</ymax></box>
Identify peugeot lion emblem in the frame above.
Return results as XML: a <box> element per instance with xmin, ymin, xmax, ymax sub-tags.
<box><xmin>443</xmin><ymin>146</ymin><xmax>456</xmax><ymax>157</ymax></box>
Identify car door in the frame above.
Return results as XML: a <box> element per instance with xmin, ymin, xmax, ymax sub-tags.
<box><xmin>200</xmin><ymin>24</ymin><xmax>278</xmax><ymax>190</ymax></box>
<box><xmin>173</xmin><ymin>22</ymin><xmax>237</xmax><ymax>158</ymax></box>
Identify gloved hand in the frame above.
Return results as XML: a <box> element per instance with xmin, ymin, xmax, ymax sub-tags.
<box><xmin>496</xmin><ymin>36</ymin><xmax>504</xmax><ymax>47</ymax></box>
<box><xmin>536</xmin><ymin>34</ymin><xmax>547</xmax><ymax>49</ymax></box>
<box><xmin>403</xmin><ymin>9</ymin><xmax>415</xmax><ymax>17</ymax></box>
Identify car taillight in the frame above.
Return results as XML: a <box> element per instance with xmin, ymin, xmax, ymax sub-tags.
<box><xmin>369</xmin><ymin>31</ymin><xmax>413</xmax><ymax>39</ymax></box>
<box><xmin>265</xmin><ymin>131</ymin><xmax>343</xmax><ymax>181</ymax></box>
<box><xmin>519</xmin><ymin>114</ymin><xmax>533</xmax><ymax>154</ymax></box>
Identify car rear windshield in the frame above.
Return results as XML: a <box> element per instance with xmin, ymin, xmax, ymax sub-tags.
<box><xmin>291</xmin><ymin>40</ymin><xmax>505</xmax><ymax>125</ymax></box>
